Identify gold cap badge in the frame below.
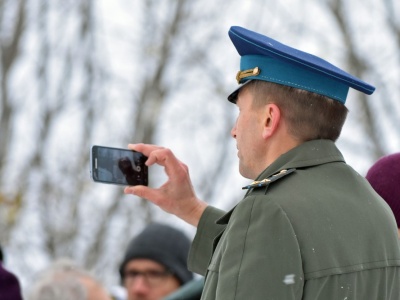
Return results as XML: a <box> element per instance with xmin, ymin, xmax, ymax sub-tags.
<box><xmin>236</xmin><ymin>67</ymin><xmax>260</xmax><ymax>84</ymax></box>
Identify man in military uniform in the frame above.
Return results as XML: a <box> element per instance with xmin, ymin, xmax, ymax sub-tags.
<box><xmin>124</xmin><ymin>26</ymin><xmax>400</xmax><ymax>299</ymax></box>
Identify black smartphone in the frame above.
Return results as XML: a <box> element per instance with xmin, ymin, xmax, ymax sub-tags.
<box><xmin>90</xmin><ymin>145</ymin><xmax>148</xmax><ymax>186</ymax></box>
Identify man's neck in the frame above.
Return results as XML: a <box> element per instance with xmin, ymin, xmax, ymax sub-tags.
<box><xmin>263</xmin><ymin>133</ymin><xmax>302</xmax><ymax>172</ymax></box>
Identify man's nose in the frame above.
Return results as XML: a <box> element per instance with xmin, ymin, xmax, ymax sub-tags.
<box><xmin>129</xmin><ymin>276</ymin><xmax>150</xmax><ymax>295</ymax></box>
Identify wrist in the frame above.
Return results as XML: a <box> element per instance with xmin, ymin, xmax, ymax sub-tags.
<box><xmin>185</xmin><ymin>200</ymin><xmax>208</xmax><ymax>227</ymax></box>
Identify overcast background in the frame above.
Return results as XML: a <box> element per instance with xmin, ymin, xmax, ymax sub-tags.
<box><xmin>0</xmin><ymin>0</ymin><xmax>399</xmax><ymax>296</ymax></box>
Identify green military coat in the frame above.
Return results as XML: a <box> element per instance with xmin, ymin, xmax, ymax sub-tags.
<box><xmin>188</xmin><ymin>140</ymin><xmax>400</xmax><ymax>299</ymax></box>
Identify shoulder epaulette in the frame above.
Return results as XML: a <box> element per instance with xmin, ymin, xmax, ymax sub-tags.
<box><xmin>242</xmin><ymin>168</ymin><xmax>296</xmax><ymax>190</ymax></box>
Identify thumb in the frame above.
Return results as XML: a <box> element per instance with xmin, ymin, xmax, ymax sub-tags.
<box><xmin>124</xmin><ymin>185</ymin><xmax>160</xmax><ymax>203</ymax></box>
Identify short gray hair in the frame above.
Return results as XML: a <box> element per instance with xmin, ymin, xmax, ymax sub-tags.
<box><xmin>27</xmin><ymin>258</ymin><xmax>96</xmax><ymax>300</ymax></box>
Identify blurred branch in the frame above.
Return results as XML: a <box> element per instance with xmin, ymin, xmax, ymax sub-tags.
<box><xmin>0</xmin><ymin>0</ymin><xmax>25</xmax><ymax>173</ymax></box>
<box><xmin>132</xmin><ymin>0</ymin><xmax>187</xmax><ymax>144</ymax></box>
<box><xmin>1</xmin><ymin>0</ymin><xmax>25</xmax><ymax>74</ymax></box>
<box><xmin>328</xmin><ymin>0</ymin><xmax>385</xmax><ymax>159</ymax></box>
<box><xmin>0</xmin><ymin>0</ymin><xmax>26</xmax><ymax>244</ymax></box>
<box><xmin>117</xmin><ymin>0</ymin><xmax>190</xmax><ymax>222</ymax></box>
<box><xmin>384</xmin><ymin>0</ymin><xmax>400</xmax><ymax>50</ymax></box>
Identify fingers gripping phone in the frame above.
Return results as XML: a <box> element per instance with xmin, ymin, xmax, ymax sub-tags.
<box><xmin>90</xmin><ymin>145</ymin><xmax>148</xmax><ymax>186</ymax></box>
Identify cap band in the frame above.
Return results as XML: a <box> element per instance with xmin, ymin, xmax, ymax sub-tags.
<box><xmin>239</xmin><ymin>55</ymin><xmax>349</xmax><ymax>103</ymax></box>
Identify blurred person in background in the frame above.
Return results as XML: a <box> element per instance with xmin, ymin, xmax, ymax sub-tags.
<box><xmin>366</xmin><ymin>152</ymin><xmax>400</xmax><ymax>238</ymax></box>
<box><xmin>0</xmin><ymin>245</ymin><xmax>23</xmax><ymax>300</ymax></box>
<box><xmin>27</xmin><ymin>258</ymin><xmax>111</xmax><ymax>300</ymax></box>
<box><xmin>119</xmin><ymin>222</ymin><xmax>198</xmax><ymax>300</ymax></box>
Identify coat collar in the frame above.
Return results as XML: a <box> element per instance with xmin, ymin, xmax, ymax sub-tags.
<box><xmin>216</xmin><ymin>140</ymin><xmax>345</xmax><ymax>225</ymax></box>
<box><xmin>255</xmin><ymin>139</ymin><xmax>345</xmax><ymax>181</ymax></box>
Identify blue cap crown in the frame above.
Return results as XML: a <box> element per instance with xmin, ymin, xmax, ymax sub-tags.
<box><xmin>227</xmin><ymin>26</ymin><xmax>375</xmax><ymax>103</ymax></box>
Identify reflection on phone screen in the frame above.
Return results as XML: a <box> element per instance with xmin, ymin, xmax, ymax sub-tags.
<box><xmin>94</xmin><ymin>147</ymin><xmax>147</xmax><ymax>186</ymax></box>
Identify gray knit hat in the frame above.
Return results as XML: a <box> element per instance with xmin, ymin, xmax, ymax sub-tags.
<box><xmin>119</xmin><ymin>223</ymin><xmax>193</xmax><ymax>285</ymax></box>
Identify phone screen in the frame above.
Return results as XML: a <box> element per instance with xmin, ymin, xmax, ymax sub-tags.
<box><xmin>90</xmin><ymin>145</ymin><xmax>148</xmax><ymax>186</ymax></box>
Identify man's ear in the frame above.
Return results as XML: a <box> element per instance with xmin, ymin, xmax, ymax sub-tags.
<box><xmin>262</xmin><ymin>103</ymin><xmax>281</xmax><ymax>139</ymax></box>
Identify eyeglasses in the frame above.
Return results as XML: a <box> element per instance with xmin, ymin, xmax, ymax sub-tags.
<box><xmin>123</xmin><ymin>269</ymin><xmax>174</xmax><ymax>287</ymax></box>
